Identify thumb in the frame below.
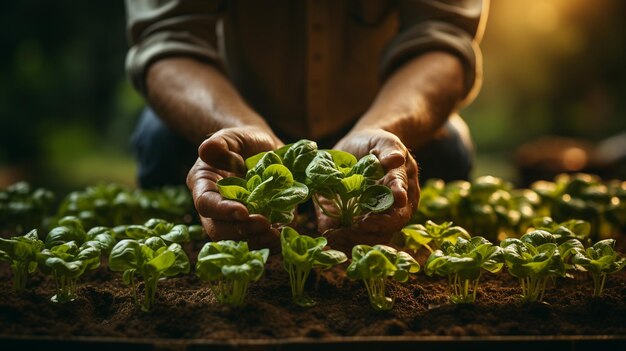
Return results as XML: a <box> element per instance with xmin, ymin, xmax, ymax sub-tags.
<box><xmin>374</xmin><ymin>140</ymin><xmax>406</xmax><ymax>171</ymax></box>
<box><xmin>198</xmin><ymin>135</ymin><xmax>246</xmax><ymax>174</ymax></box>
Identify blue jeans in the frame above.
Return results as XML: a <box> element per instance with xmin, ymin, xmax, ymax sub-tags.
<box><xmin>131</xmin><ymin>108</ymin><xmax>473</xmax><ymax>188</ymax></box>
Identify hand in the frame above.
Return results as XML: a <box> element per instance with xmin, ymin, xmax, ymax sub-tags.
<box><xmin>318</xmin><ymin>128</ymin><xmax>420</xmax><ymax>252</ymax></box>
<box><xmin>187</xmin><ymin>126</ymin><xmax>284</xmax><ymax>251</ymax></box>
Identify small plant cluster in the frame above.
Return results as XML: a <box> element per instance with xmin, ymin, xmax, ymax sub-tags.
<box><xmin>531</xmin><ymin>173</ymin><xmax>626</xmax><ymax>241</ymax></box>
<box><xmin>0</xmin><ymin>182</ymin><xmax>55</xmax><ymax>234</ymax></box>
<box><xmin>56</xmin><ymin>183</ymin><xmax>196</xmax><ymax>228</ymax></box>
<box><xmin>0</xmin><ymin>216</ymin><xmax>199</xmax><ymax>310</ymax></box>
<box><xmin>402</xmin><ymin>218</ymin><xmax>625</xmax><ymax>304</ymax></box>
<box><xmin>217</xmin><ymin>139</ymin><xmax>394</xmax><ymax>227</ymax></box>
<box><xmin>413</xmin><ymin>174</ymin><xmax>626</xmax><ymax>243</ymax></box>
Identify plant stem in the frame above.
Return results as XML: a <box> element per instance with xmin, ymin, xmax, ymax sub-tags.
<box><xmin>52</xmin><ymin>272</ymin><xmax>78</xmax><ymax>303</ymax></box>
<box><xmin>286</xmin><ymin>262</ymin><xmax>315</xmax><ymax>307</ymax></box>
<box><xmin>592</xmin><ymin>273</ymin><xmax>607</xmax><ymax>297</ymax></box>
<box><xmin>11</xmin><ymin>261</ymin><xmax>29</xmax><ymax>293</ymax></box>
<box><xmin>364</xmin><ymin>278</ymin><xmax>393</xmax><ymax>311</ymax></box>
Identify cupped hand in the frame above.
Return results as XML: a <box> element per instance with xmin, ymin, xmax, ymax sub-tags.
<box><xmin>318</xmin><ymin>128</ymin><xmax>420</xmax><ymax>252</ymax></box>
<box><xmin>187</xmin><ymin>126</ymin><xmax>283</xmax><ymax>251</ymax></box>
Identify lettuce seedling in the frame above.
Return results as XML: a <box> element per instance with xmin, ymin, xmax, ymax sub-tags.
<box><xmin>46</xmin><ymin>216</ymin><xmax>115</xmax><ymax>254</ymax></box>
<box><xmin>0</xmin><ymin>182</ymin><xmax>55</xmax><ymax>234</ymax></box>
<box><xmin>306</xmin><ymin>151</ymin><xmax>393</xmax><ymax>227</ymax></box>
<box><xmin>109</xmin><ymin>237</ymin><xmax>190</xmax><ymax>311</ymax></box>
<box><xmin>218</xmin><ymin>159</ymin><xmax>309</xmax><ymax>224</ymax></box>
<box><xmin>425</xmin><ymin>236</ymin><xmax>503</xmax><ymax>303</ymax></box>
<box><xmin>120</xmin><ymin>218</ymin><xmax>193</xmax><ymax>244</ymax></box>
<box><xmin>531</xmin><ymin>216</ymin><xmax>591</xmax><ymax>246</ymax></box>
<box><xmin>196</xmin><ymin>240</ymin><xmax>269</xmax><ymax>306</ymax></box>
<box><xmin>347</xmin><ymin>244</ymin><xmax>420</xmax><ymax>311</ymax></box>
<box><xmin>245</xmin><ymin>139</ymin><xmax>318</xmax><ymax>183</ymax></box>
<box><xmin>37</xmin><ymin>240</ymin><xmax>102</xmax><ymax>302</ymax></box>
<box><xmin>572</xmin><ymin>239</ymin><xmax>626</xmax><ymax>296</ymax></box>
<box><xmin>0</xmin><ymin>229</ymin><xmax>44</xmax><ymax>292</ymax></box>
<box><xmin>401</xmin><ymin>220</ymin><xmax>470</xmax><ymax>253</ymax></box>
<box><xmin>280</xmin><ymin>226</ymin><xmax>347</xmax><ymax>306</ymax></box>
<box><xmin>500</xmin><ymin>230</ymin><xmax>568</xmax><ymax>302</ymax></box>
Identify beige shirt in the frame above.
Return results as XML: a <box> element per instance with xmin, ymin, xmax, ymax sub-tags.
<box><xmin>126</xmin><ymin>0</ymin><xmax>486</xmax><ymax>140</ymax></box>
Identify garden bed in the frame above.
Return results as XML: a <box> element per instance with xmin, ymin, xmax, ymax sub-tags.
<box><xmin>2</xmin><ymin>249</ymin><xmax>625</xmax><ymax>350</ymax></box>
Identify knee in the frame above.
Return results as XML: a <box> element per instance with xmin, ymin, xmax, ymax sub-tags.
<box><xmin>131</xmin><ymin>108</ymin><xmax>197</xmax><ymax>188</ymax></box>
<box><xmin>412</xmin><ymin>114</ymin><xmax>474</xmax><ymax>183</ymax></box>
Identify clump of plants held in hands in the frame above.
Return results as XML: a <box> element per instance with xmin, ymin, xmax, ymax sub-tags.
<box><xmin>425</xmin><ymin>236</ymin><xmax>503</xmax><ymax>303</ymax></box>
<box><xmin>217</xmin><ymin>139</ymin><xmax>394</xmax><ymax>228</ymax></box>
<box><xmin>280</xmin><ymin>226</ymin><xmax>347</xmax><ymax>306</ymax></box>
<box><xmin>347</xmin><ymin>244</ymin><xmax>420</xmax><ymax>311</ymax></box>
<box><xmin>195</xmin><ymin>240</ymin><xmax>269</xmax><ymax>306</ymax></box>
<box><xmin>0</xmin><ymin>229</ymin><xmax>44</xmax><ymax>292</ymax></box>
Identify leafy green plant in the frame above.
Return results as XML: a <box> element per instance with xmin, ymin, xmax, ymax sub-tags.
<box><xmin>572</xmin><ymin>239</ymin><xmax>626</xmax><ymax>296</ymax></box>
<box><xmin>280</xmin><ymin>226</ymin><xmax>347</xmax><ymax>306</ymax></box>
<box><xmin>108</xmin><ymin>237</ymin><xmax>190</xmax><ymax>311</ymax></box>
<box><xmin>195</xmin><ymin>240</ymin><xmax>269</xmax><ymax>306</ymax></box>
<box><xmin>347</xmin><ymin>244</ymin><xmax>420</xmax><ymax>311</ymax></box>
<box><xmin>56</xmin><ymin>183</ymin><xmax>196</xmax><ymax>228</ymax></box>
<box><xmin>401</xmin><ymin>220</ymin><xmax>470</xmax><ymax>253</ymax></box>
<box><xmin>118</xmin><ymin>218</ymin><xmax>195</xmax><ymax>244</ymax></box>
<box><xmin>245</xmin><ymin>139</ymin><xmax>318</xmax><ymax>183</ymax></box>
<box><xmin>218</xmin><ymin>157</ymin><xmax>309</xmax><ymax>224</ymax></box>
<box><xmin>531</xmin><ymin>216</ymin><xmax>591</xmax><ymax>246</ymax></box>
<box><xmin>0</xmin><ymin>229</ymin><xmax>44</xmax><ymax>292</ymax></box>
<box><xmin>425</xmin><ymin>236</ymin><xmax>503</xmax><ymax>303</ymax></box>
<box><xmin>37</xmin><ymin>240</ymin><xmax>102</xmax><ymax>302</ymax></box>
<box><xmin>0</xmin><ymin>182</ymin><xmax>55</xmax><ymax>234</ymax></box>
<box><xmin>500</xmin><ymin>230</ymin><xmax>568</xmax><ymax>302</ymax></box>
<box><xmin>306</xmin><ymin>151</ymin><xmax>393</xmax><ymax>227</ymax></box>
<box><xmin>45</xmin><ymin>216</ymin><xmax>115</xmax><ymax>254</ymax></box>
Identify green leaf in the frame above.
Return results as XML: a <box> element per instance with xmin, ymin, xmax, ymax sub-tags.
<box><xmin>326</xmin><ymin>150</ymin><xmax>357</xmax><ymax>169</ymax></box>
<box><xmin>349</xmin><ymin>154</ymin><xmax>385</xmax><ymax>180</ymax></box>
<box><xmin>217</xmin><ymin>177</ymin><xmax>250</xmax><ymax>202</ymax></box>
<box><xmin>340</xmin><ymin>174</ymin><xmax>365</xmax><ymax>195</ymax></box>
<box><xmin>360</xmin><ymin>185</ymin><xmax>394</xmax><ymax>213</ymax></box>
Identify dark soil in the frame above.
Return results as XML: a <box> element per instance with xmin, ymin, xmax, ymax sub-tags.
<box><xmin>1</xmin><ymin>242</ymin><xmax>625</xmax><ymax>341</ymax></box>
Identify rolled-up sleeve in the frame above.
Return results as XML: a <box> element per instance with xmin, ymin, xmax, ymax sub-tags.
<box><xmin>381</xmin><ymin>0</ymin><xmax>488</xmax><ymax>104</ymax></box>
<box><xmin>125</xmin><ymin>0</ymin><xmax>225</xmax><ymax>96</ymax></box>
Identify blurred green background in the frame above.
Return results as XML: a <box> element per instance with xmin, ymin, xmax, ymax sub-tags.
<box><xmin>1</xmin><ymin>0</ymin><xmax>625</xmax><ymax>192</ymax></box>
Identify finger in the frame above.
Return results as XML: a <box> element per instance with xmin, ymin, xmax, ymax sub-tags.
<box><xmin>384</xmin><ymin>166</ymin><xmax>409</xmax><ymax>208</ymax></box>
<box><xmin>371</xmin><ymin>137</ymin><xmax>406</xmax><ymax>171</ymax></box>
<box><xmin>199</xmin><ymin>136</ymin><xmax>246</xmax><ymax>174</ymax></box>
<box><xmin>187</xmin><ymin>159</ymin><xmax>249</xmax><ymax>220</ymax></box>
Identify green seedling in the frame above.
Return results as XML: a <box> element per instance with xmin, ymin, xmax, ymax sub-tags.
<box><xmin>46</xmin><ymin>216</ymin><xmax>115</xmax><ymax>254</ymax></box>
<box><xmin>347</xmin><ymin>244</ymin><xmax>420</xmax><ymax>311</ymax></box>
<box><xmin>280</xmin><ymin>226</ymin><xmax>347</xmax><ymax>306</ymax></box>
<box><xmin>306</xmin><ymin>151</ymin><xmax>393</xmax><ymax>227</ymax></box>
<box><xmin>425</xmin><ymin>236</ymin><xmax>503</xmax><ymax>303</ymax></box>
<box><xmin>402</xmin><ymin>220</ymin><xmax>470</xmax><ymax>253</ymax></box>
<box><xmin>0</xmin><ymin>229</ymin><xmax>44</xmax><ymax>292</ymax></box>
<box><xmin>109</xmin><ymin>237</ymin><xmax>190</xmax><ymax>311</ymax></box>
<box><xmin>195</xmin><ymin>240</ymin><xmax>269</xmax><ymax>306</ymax></box>
<box><xmin>500</xmin><ymin>230</ymin><xmax>570</xmax><ymax>302</ymax></box>
<box><xmin>572</xmin><ymin>239</ymin><xmax>626</xmax><ymax>296</ymax></box>
<box><xmin>37</xmin><ymin>240</ymin><xmax>102</xmax><ymax>302</ymax></box>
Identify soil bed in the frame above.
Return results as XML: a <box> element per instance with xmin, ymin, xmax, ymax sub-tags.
<box><xmin>1</xmin><ymin>248</ymin><xmax>625</xmax><ymax>343</ymax></box>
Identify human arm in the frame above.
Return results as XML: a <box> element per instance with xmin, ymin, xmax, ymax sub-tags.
<box><xmin>126</xmin><ymin>0</ymin><xmax>283</xmax><ymax>247</ymax></box>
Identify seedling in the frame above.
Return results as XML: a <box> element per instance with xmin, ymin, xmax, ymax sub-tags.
<box><xmin>109</xmin><ymin>237</ymin><xmax>190</xmax><ymax>311</ymax></box>
<box><xmin>425</xmin><ymin>236</ymin><xmax>503</xmax><ymax>303</ymax></box>
<box><xmin>531</xmin><ymin>217</ymin><xmax>591</xmax><ymax>246</ymax></box>
<box><xmin>280</xmin><ymin>226</ymin><xmax>347</xmax><ymax>306</ymax></box>
<box><xmin>0</xmin><ymin>229</ymin><xmax>44</xmax><ymax>292</ymax></box>
<box><xmin>347</xmin><ymin>244</ymin><xmax>420</xmax><ymax>311</ymax></box>
<box><xmin>572</xmin><ymin>239</ymin><xmax>626</xmax><ymax>296</ymax></box>
<box><xmin>401</xmin><ymin>220</ymin><xmax>470</xmax><ymax>253</ymax></box>
<box><xmin>195</xmin><ymin>240</ymin><xmax>269</xmax><ymax>306</ymax></box>
<box><xmin>218</xmin><ymin>158</ymin><xmax>309</xmax><ymax>224</ymax></box>
<box><xmin>37</xmin><ymin>240</ymin><xmax>102</xmax><ymax>302</ymax></box>
<box><xmin>306</xmin><ymin>151</ymin><xmax>393</xmax><ymax>227</ymax></box>
<box><xmin>119</xmin><ymin>218</ymin><xmax>197</xmax><ymax>244</ymax></box>
<box><xmin>500</xmin><ymin>230</ymin><xmax>568</xmax><ymax>302</ymax></box>
<box><xmin>0</xmin><ymin>182</ymin><xmax>54</xmax><ymax>234</ymax></box>
<box><xmin>46</xmin><ymin>216</ymin><xmax>115</xmax><ymax>254</ymax></box>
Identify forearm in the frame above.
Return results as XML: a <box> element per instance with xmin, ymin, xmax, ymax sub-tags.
<box><xmin>145</xmin><ymin>57</ymin><xmax>275</xmax><ymax>145</ymax></box>
<box><xmin>353</xmin><ymin>52</ymin><xmax>465</xmax><ymax>150</ymax></box>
